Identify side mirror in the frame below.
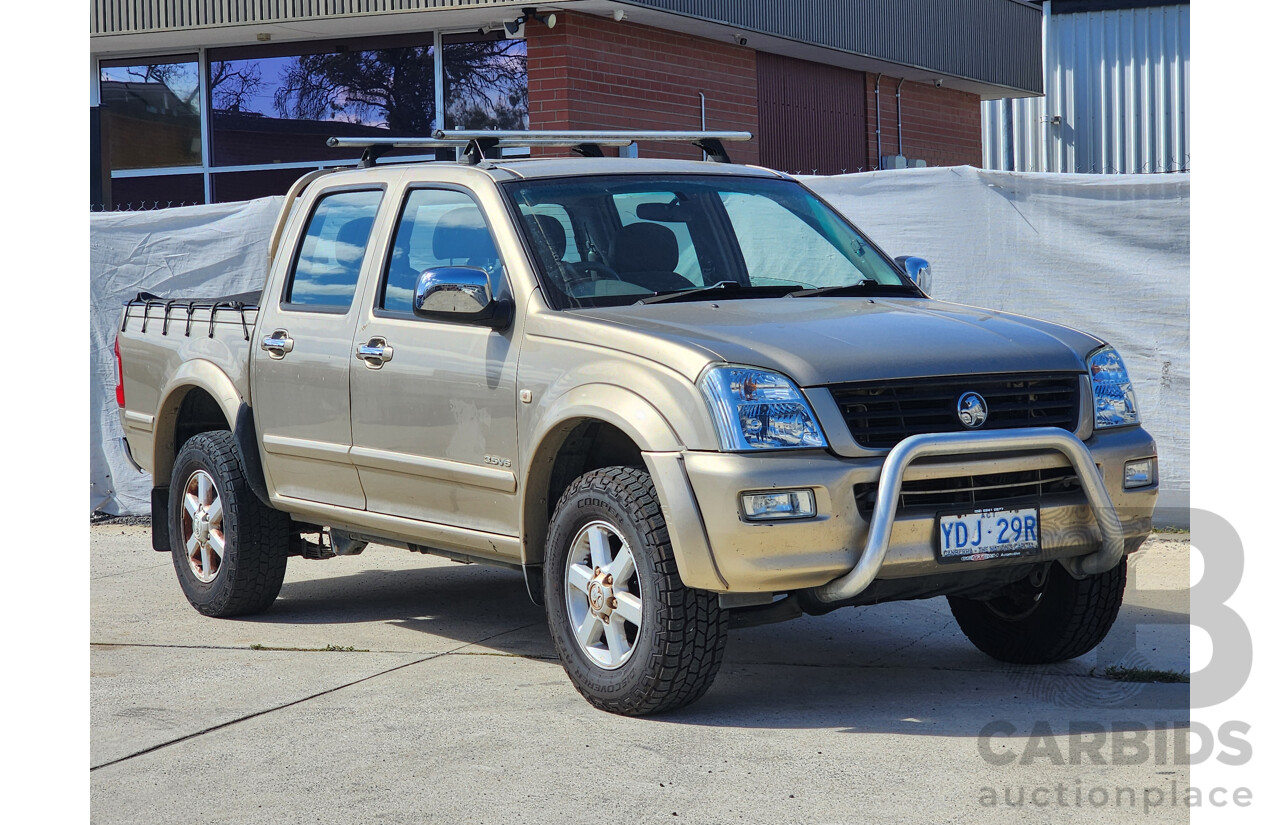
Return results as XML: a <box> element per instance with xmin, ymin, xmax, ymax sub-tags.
<box><xmin>894</xmin><ymin>256</ymin><xmax>932</xmax><ymax>294</ymax></box>
<box><xmin>413</xmin><ymin>267</ymin><xmax>512</xmax><ymax>329</ymax></box>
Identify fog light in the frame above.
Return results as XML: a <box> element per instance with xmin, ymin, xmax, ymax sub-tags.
<box><xmin>1124</xmin><ymin>458</ymin><xmax>1156</xmax><ymax>489</ymax></box>
<box><xmin>740</xmin><ymin>489</ymin><xmax>816</xmax><ymax>521</ymax></box>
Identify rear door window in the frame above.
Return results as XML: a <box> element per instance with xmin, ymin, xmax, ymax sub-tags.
<box><xmin>286</xmin><ymin>189</ymin><xmax>383</xmax><ymax>311</ymax></box>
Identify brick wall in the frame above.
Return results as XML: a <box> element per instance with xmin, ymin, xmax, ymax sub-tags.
<box><xmin>526</xmin><ymin>13</ymin><xmax>981</xmax><ymax>172</ymax></box>
<box><xmin>864</xmin><ymin>77</ymin><xmax>983</xmax><ymax>170</ymax></box>
<box><xmin>526</xmin><ymin>12</ymin><xmax>759</xmax><ymax>165</ymax></box>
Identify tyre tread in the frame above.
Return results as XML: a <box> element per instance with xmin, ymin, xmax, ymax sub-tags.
<box><xmin>549</xmin><ymin>466</ymin><xmax>728</xmax><ymax>716</ymax></box>
<box><xmin>171</xmin><ymin>431</ymin><xmax>290</xmax><ymax>617</ymax></box>
<box><xmin>948</xmin><ymin>559</ymin><xmax>1127</xmax><ymax>664</ymax></box>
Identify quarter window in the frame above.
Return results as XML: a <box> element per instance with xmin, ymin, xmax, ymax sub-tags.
<box><xmin>286</xmin><ymin>190</ymin><xmax>383</xmax><ymax>310</ymax></box>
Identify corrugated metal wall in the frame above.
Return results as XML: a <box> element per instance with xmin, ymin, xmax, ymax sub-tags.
<box><xmin>626</xmin><ymin>0</ymin><xmax>1044</xmax><ymax>94</ymax></box>
<box><xmin>757</xmin><ymin>52</ymin><xmax>867</xmax><ymax>175</ymax></box>
<box><xmin>982</xmin><ymin>2</ymin><xmax>1189</xmax><ymax>173</ymax></box>
<box><xmin>91</xmin><ymin>0</ymin><xmax>524</xmax><ymax>34</ymax></box>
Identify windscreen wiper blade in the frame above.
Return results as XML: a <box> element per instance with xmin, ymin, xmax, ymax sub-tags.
<box><xmin>788</xmin><ymin>280</ymin><xmax>919</xmax><ymax>298</ymax></box>
<box><xmin>637</xmin><ymin>280</ymin><xmax>745</xmax><ymax>305</ymax></box>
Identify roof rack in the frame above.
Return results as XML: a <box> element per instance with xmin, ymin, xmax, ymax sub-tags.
<box><xmin>326</xmin><ymin>130</ymin><xmax>753</xmax><ymax>167</ymax></box>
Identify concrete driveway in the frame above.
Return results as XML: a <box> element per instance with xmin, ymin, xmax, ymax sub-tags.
<box><xmin>91</xmin><ymin>524</ymin><xmax>1190</xmax><ymax>824</ymax></box>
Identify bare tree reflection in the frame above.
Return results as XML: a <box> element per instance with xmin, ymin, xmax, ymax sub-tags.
<box><xmin>257</xmin><ymin>40</ymin><xmax>526</xmax><ymax>133</ymax></box>
<box><xmin>444</xmin><ymin>40</ymin><xmax>528</xmax><ymax>130</ymax></box>
<box><xmin>210</xmin><ymin>62</ymin><xmax>263</xmax><ymax>112</ymax></box>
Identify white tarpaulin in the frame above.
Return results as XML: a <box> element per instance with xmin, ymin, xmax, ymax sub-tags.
<box><xmin>90</xmin><ymin>167</ymin><xmax>1188</xmax><ymax>518</ymax></box>
<box><xmin>806</xmin><ymin>167</ymin><xmax>1189</xmax><ymax>517</ymax></box>
<box><xmin>90</xmin><ymin>196</ymin><xmax>284</xmax><ymax>515</ymax></box>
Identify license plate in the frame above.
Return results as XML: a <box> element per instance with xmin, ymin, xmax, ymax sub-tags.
<box><xmin>937</xmin><ymin>506</ymin><xmax>1041</xmax><ymax>563</ymax></box>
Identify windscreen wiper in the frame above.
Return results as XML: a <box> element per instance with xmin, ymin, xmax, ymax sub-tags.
<box><xmin>787</xmin><ymin>280</ymin><xmax>920</xmax><ymax>298</ymax></box>
<box><xmin>638</xmin><ymin>281</ymin><xmax>796</xmax><ymax>305</ymax></box>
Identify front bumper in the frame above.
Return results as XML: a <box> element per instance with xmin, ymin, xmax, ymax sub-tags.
<box><xmin>644</xmin><ymin>425</ymin><xmax>1157</xmax><ymax>594</ymax></box>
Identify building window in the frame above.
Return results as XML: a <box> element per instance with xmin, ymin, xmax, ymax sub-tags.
<box><xmin>95</xmin><ymin>33</ymin><xmax>528</xmax><ymax>210</ymax></box>
<box><xmin>99</xmin><ymin>57</ymin><xmax>202</xmax><ymax>172</ymax></box>
<box><xmin>209</xmin><ymin>35</ymin><xmax>439</xmax><ymax>169</ymax></box>
<box><xmin>109</xmin><ymin>174</ymin><xmax>206</xmax><ymax>211</ymax></box>
<box><xmin>442</xmin><ymin>36</ymin><xmax>528</xmax><ymax>130</ymax></box>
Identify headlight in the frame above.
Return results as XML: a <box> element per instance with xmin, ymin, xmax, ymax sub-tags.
<box><xmin>699</xmin><ymin>365</ymin><xmax>828</xmax><ymax>450</ymax></box>
<box><xmin>1089</xmin><ymin>345</ymin><xmax>1140</xmax><ymax>428</ymax></box>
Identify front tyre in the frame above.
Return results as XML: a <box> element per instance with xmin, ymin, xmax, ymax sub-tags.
<box><xmin>948</xmin><ymin>558</ymin><xmax>1127</xmax><ymax>664</ymax></box>
<box><xmin>544</xmin><ymin>467</ymin><xmax>727</xmax><ymax>716</ymax></box>
<box><xmin>168</xmin><ymin>431</ymin><xmax>290</xmax><ymax>617</ymax></box>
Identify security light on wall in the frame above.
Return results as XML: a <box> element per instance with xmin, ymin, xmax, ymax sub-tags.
<box><xmin>506</xmin><ymin>7</ymin><xmax>557</xmax><ymax>35</ymax></box>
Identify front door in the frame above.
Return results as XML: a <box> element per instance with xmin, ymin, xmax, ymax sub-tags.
<box><xmin>349</xmin><ymin>186</ymin><xmax>520</xmax><ymax>539</ymax></box>
<box><xmin>251</xmin><ymin>186</ymin><xmax>384</xmax><ymax>510</ymax></box>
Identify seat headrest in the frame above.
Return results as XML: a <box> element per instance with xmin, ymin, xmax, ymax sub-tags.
<box><xmin>614</xmin><ymin>222</ymin><xmax>679</xmax><ymax>274</ymax></box>
<box><xmin>524</xmin><ymin>213</ymin><xmax>567</xmax><ymax>261</ymax></box>
<box><xmin>432</xmin><ymin>207</ymin><xmax>492</xmax><ymax>261</ymax></box>
<box><xmin>335</xmin><ymin>216</ymin><xmax>374</xmax><ymax>260</ymax></box>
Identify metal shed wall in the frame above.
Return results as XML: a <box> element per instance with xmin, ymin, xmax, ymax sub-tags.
<box><xmin>982</xmin><ymin>2</ymin><xmax>1189</xmax><ymax>173</ymax></box>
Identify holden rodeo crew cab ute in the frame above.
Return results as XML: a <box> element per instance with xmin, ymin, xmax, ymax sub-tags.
<box><xmin>115</xmin><ymin>130</ymin><xmax>1158</xmax><ymax>716</ymax></box>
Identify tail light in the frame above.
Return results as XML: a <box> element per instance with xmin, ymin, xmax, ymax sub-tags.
<box><xmin>114</xmin><ymin>336</ymin><xmax>126</xmax><ymax>407</ymax></box>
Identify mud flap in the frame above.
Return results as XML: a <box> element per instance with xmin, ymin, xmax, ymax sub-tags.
<box><xmin>233</xmin><ymin>403</ymin><xmax>272</xmax><ymax>507</ymax></box>
<box><xmin>151</xmin><ymin>487</ymin><xmax>170</xmax><ymax>552</ymax></box>
<box><xmin>523</xmin><ymin>564</ymin><xmax>545</xmax><ymax>606</ymax></box>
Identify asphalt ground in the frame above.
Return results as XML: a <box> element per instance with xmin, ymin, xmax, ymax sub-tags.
<box><xmin>90</xmin><ymin>524</ymin><xmax>1191</xmax><ymax>824</ymax></box>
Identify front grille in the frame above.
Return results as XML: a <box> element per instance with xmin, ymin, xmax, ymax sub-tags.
<box><xmin>854</xmin><ymin>466</ymin><xmax>1081</xmax><ymax>518</ymax></box>
<box><xmin>829</xmin><ymin>373</ymin><xmax>1081</xmax><ymax>449</ymax></box>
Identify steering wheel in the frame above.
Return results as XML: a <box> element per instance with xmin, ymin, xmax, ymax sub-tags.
<box><xmin>562</xmin><ymin>261</ymin><xmax>623</xmax><ymax>292</ymax></box>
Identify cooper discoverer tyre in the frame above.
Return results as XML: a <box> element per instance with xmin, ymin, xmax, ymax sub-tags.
<box><xmin>947</xmin><ymin>558</ymin><xmax>1127</xmax><ymax>664</ymax></box>
<box><xmin>544</xmin><ymin>466</ymin><xmax>727</xmax><ymax>716</ymax></box>
<box><xmin>168</xmin><ymin>430</ymin><xmax>290</xmax><ymax>617</ymax></box>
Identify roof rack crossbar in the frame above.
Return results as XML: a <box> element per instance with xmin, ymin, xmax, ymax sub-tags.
<box><xmin>434</xmin><ymin>130</ymin><xmax>753</xmax><ymax>143</ymax></box>
<box><xmin>326</xmin><ymin>130</ymin><xmax>753</xmax><ymax>165</ymax></box>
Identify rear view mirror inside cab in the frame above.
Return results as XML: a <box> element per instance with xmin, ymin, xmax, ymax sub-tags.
<box><xmin>635</xmin><ymin>201</ymin><xmax>693</xmax><ymax>222</ymax></box>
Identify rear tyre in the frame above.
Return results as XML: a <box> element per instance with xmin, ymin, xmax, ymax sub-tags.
<box><xmin>544</xmin><ymin>466</ymin><xmax>728</xmax><ymax>716</ymax></box>
<box><xmin>168</xmin><ymin>431</ymin><xmax>290</xmax><ymax>617</ymax></box>
<box><xmin>947</xmin><ymin>558</ymin><xmax>1127</xmax><ymax>664</ymax></box>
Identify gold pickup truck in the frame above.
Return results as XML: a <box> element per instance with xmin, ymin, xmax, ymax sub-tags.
<box><xmin>116</xmin><ymin>131</ymin><xmax>1158</xmax><ymax>716</ymax></box>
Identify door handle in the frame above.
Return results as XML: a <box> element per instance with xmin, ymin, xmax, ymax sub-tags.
<box><xmin>261</xmin><ymin>329</ymin><xmax>294</xmax><ymax>359</ymax></box>
<box><xmin>356</xmin><ymin>337</ymin><xmax>394</xmax><ymax>369</ymax></box>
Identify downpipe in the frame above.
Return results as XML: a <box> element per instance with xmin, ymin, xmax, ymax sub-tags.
<box><xmin>873</xmin><ymin>73</ymin><xmax>883</xmax><ymax>164</ymax></box>
<box><xmin>806</xmin><ymin>428</ymin><xmax>1125</xmax><ymax>605</ymax></box>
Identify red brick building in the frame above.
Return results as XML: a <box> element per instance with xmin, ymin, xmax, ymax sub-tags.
<box><xmin>526</xmin><ymin>12</ymin><xmax>989</xmax><ymax>173</ymax></box>
<box><xmin>91</xmin><ymin>1</ymin><xmax>1042</xmax><ymax>209</ymax></box>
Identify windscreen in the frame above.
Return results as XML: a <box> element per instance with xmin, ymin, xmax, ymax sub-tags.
<box><xmin>504</xmin><ymin>175</ymin><xmax>914</xmax><ymax>308</ymax></box>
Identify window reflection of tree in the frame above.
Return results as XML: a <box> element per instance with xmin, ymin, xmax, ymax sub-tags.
<box><xmin>272</xmin><ymin>47</ymin><xmax>438</xmax><ymax>132</ymax></box>
<box><xmin>210</xmin><ymin>62</ymin><xmax>263</xmax><ymax>113</ymax></box>
<box><xmin>208</xmin><ymin>40</ymin><xmax>527</xmax><ymax>134</ymax></box>
<box><xmin>444</xmin><ymin>40</ymin><xmax>528</xmax><ymax>130</ymax></box>
<box><xmin>118</xmin><ymin>64</ymin><xmax>200</xmax><ymax>116</ymax></box>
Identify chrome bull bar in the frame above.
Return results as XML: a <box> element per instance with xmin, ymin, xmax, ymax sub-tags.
<box><xmin>808</xmin><ymin>427</ymin><xmax>1124</xmax><ymax>604</ymax></box>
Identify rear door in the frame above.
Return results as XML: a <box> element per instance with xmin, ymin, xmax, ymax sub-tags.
<box><xmin>251</xmin><ymin>186</ymin><xmax>384</xmax><ymax>510</ymax></box>
<box><xmin>348</xmin><ymin>185</ymin><xmax>520</xmax><ymax>539</ymax></box>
